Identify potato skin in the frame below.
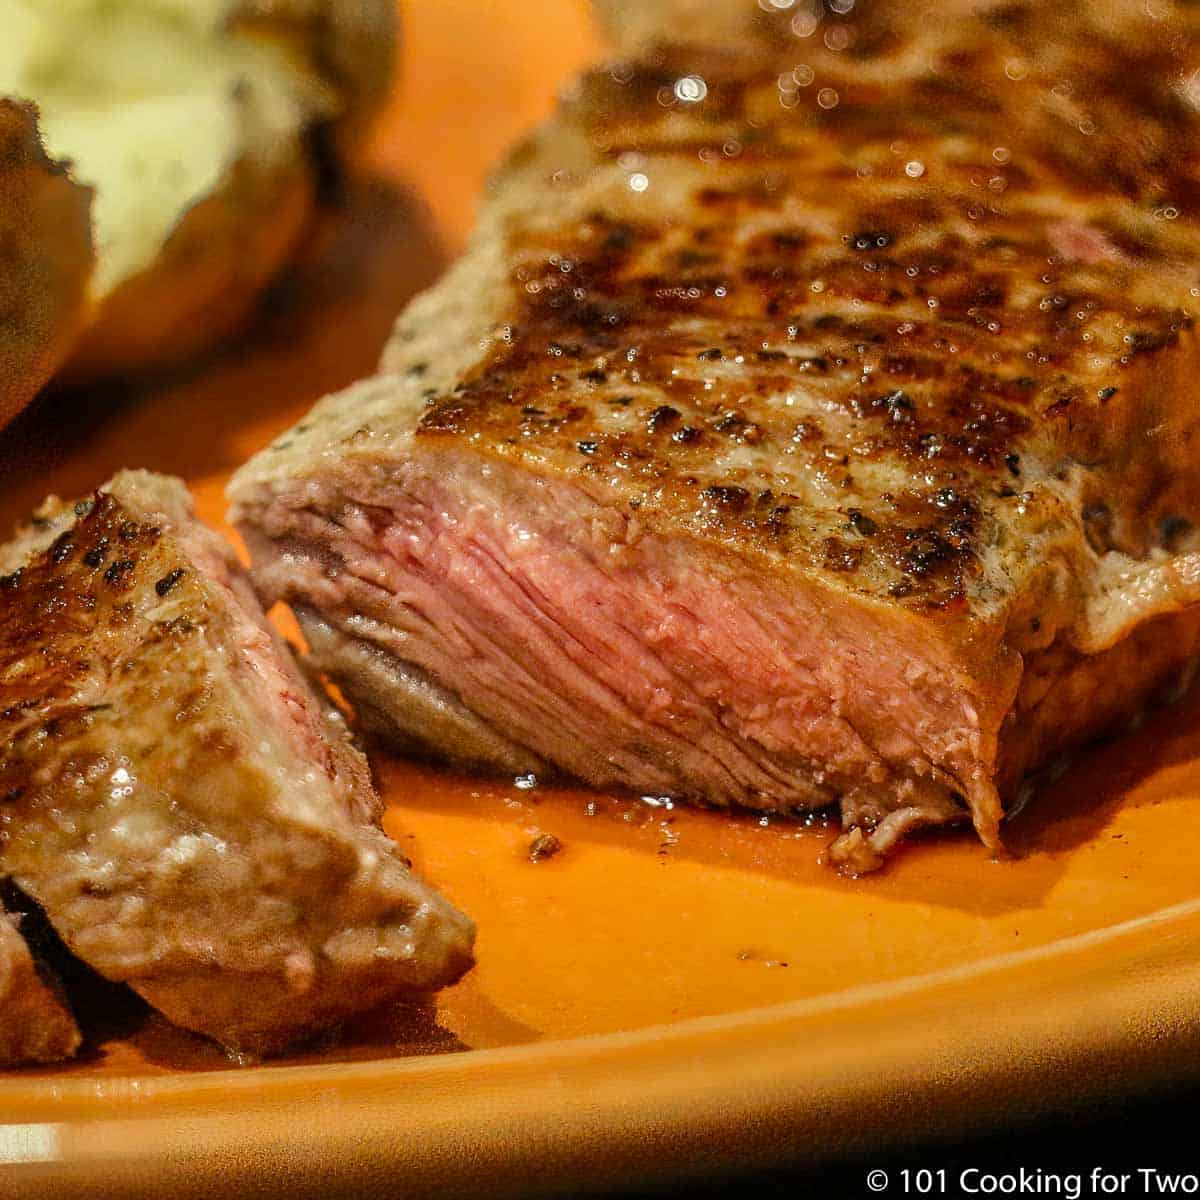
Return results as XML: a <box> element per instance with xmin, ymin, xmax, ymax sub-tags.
<box><xmin>0</xmin><ymin>101</ymin><xmax>93</xmax><ymax>429</ymax></box>
<box><xmin>231</xmin><ymin>0</ymin><xmax>398</xmax><ymax>150</ymax></box>
<box><xmin>0</xmin><ymin>1</ymin><xmax>397</xmax><ymax>414</ymax></box>
<box><xmin>62</xmin><ymin>154</ymin><xmax>315</xmax><ymax>380</ymax></box>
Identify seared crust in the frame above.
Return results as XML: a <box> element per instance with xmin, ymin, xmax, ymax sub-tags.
<box><xmin>0</xmin><ymin>101</ymin><xmax>93</xmax><ymax>428</ymax></box>
<box><xmin>410</xmin><ymin>18</ymin><xmax>1200</xmax><ymax>623</ymax></box>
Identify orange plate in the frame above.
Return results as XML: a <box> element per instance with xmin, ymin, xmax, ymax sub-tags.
<box><xmin>4</xmin><ymin>3</ymin><xmax>1200</xmax><ymax>1195</ymax></box>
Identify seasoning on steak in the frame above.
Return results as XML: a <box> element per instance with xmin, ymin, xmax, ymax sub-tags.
<box><xmin>0</xmin><ymin>902</ymin><xmax>80</xmax><ymax>1066</ymax></box>
<box><xmin>0</xmin><ymin>471</ymin><xmax>474</xmax><ymax>1056</ymax></box>
<box><xmin>229</xmin><ymin>0</ymin><xmax>1200</xmax><ymax>872</ymax></box>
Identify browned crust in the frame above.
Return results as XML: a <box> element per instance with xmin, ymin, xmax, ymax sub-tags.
<box><xmin>412</xmin><ymin>6</ymin><xmax>1200</xmax><ymax>620</ymax></box>
<box><xmin>0</xmin><ymin>100</ymin><xmax>94</xmax><ymax>429</ymax></box>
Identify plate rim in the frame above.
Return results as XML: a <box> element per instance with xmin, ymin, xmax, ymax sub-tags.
<box><xmin>5</xmin><ymin>893</ymin><xmax>1199</xmax><ymax>1102</ymax></box>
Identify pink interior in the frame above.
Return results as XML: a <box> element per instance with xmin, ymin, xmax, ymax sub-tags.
<box><xmin>159</xmin><ymin>488</ymin><xmax>377</xmax><ymax>825</ymax></box>
<box><xmin>238</xmin><ymin>454</ymin><xmax>1000</xmax><ymax>840</ymax></box>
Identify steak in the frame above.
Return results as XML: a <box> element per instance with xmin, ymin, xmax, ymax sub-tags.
<box><xmin>229</xmin><ymin>0</ymin><xmax>1200</xmax><ymax>871</ymax></box>
<box><xmin>0</xmin><ymin>902</ymin><xmax>80</xmax><ymax>1066</ymax></box>
<box><xmin>0</xmin><ymin>471</ymin><xmax>473</xmax><ymax>1055</ymax></box>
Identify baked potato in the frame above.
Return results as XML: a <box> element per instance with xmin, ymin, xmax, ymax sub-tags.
<box><xmin>0</xmin><ymin>99</ymin><xmax>93</xmax><ymax>429</ymax></box>
<box><xmin>0</xmin><ymin>0</ymin><xmax>395</xmax><ymax>415</ymax></box>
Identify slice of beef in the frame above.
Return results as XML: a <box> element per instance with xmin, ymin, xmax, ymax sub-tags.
<box><xmin>0</xmin><ymin>471</ymin><xmax>474</xmax><ymax>1055</ymax></box>
<box><xmin>229</xmin><ymin>1</ymin><xmax>1200</xmax><ymax>871</ymax></box>
<box><xmin>0</xmin><ymin>903</ymin><xmax>80</xmax><ymax>1066</ymax></box>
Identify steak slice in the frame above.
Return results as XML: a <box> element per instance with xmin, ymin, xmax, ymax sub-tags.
<box><xmin>0</xmin><ymin>471</ymin><xmax>474</xmax><ymax>1055</ymax></box>
<box><xmin>0</xmin><ymin>903</ymin><xmax>80</xmax><ymax>1066</ymax></box>
<box><xmin>229</xmin><ymin>1</ymin><xmax>1200</xmax><ymax>871</ymax></box>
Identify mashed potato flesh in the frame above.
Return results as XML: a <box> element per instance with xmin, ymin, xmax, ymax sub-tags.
<box><xmin>0</xmin><ymin>0</ymin><xmax>326</xmax><ymax>298</ymax></box>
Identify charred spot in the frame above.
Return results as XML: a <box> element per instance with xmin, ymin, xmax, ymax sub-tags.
<box><xmin>1005</xmin><ymin>453</ymin><xmax>1021</xmax><ymax>477</ymax></box>
<box><xmin>118</xmin><ymin>521</ymin><xmax>142</xmax><ymax>544</ymax></box>
<box><xmin>697</xmin><ymin>347</ymin><xmax>724</xmax><ymax>361</ymax></box>
<box><xmin>155</xmin><ymin>568</ymin><xmax>186</xmax><ymax>597</ymax></box>
<box><xmin>82</xmin><ymin>537</ymin><xmax>111</xmax><ymax>569</ymax></box>
<box><xmin>103</xmin><ymin>559</ymin><xmax>136</xmax><ymax>587</ymax></box>
<box><xmin>580</xmin><ymin>367</ymin><xmax>608</xmax><ymax>384</ymax></box>
<box><xmin>576</xmin><ymin>440</ymin><xmax>599</xmax><ymax>455</ymax></box>
<box><xmin>898</xmin><ymin>528</ymin><xmax>960</xmax><ymax>577</ymax></box>
<box><xmin>49</xmin><ymin>532</ymin><xmax>75</xmax><ymax>565</ymax></box>
<box><xmin>1124</xmin><ymin>329</ymin><xmax>1172</xmax><ymax>355</ymax></box>
<box><xmin>672</xmin><ymin>426</ymin><xmax>702</xmax><ymax>445</ymax></box>
<box><xmin>1097</xmin><ymin>386</ymin><xmax>1119</xmax><ymax>402</ymax></box>
<box><xmin>850</xmin><ymin>230</ymin><xmax>893</xmax><ymax>251</ymax></box>
<box><xmin>602</xmin><ymin>223</ymin><xmax>636</xmax><ymax>253</ymax></box>
<box><xmin>73</xmin><ymin>499</ymin><xmax>94</xmax><ymax>518</ymax></box>
<box><xmin>872</xmin><ymin>389</ymin><xmax>914</xmax><ymax>424</ymax></box>
<box><xmin>0</xmin><ymin>568</ymin><xmax>21</xmax><ymax>591</ymax></box>
<box><xmin>765</xmin><ymin>230</ymin><xmax>809</xmax><ymax>253</ymax></box>
<box><xmin>700</xmin><ymin>485</ymin><xmax>751</xmax><ymax>513</ymax></box>
<box><xmin>714</xmin><ymin>412</ymin><xmax>762</xmax><ymax>443</ymax></box>
<box><xmin>822</xmin><ymin>537</ymin><xmax>862</xmax><ymax>572</ymax></box>
<box><xmin>847</xmin><ymin>509</ymin><xmax>878</xmax><ymax>536</ymax></box>
<box><xmin>676</xmin><ymin>248</ymin><xmax>718</xmax><ymax>269</ymax></box>
<box><xmin>764</xmin><ymin>505</ymin><xmax>793</xmax><ymax>534</ymax></box>
<box><xmin>647</xmin><ymin>405</ymin><xmax>681</xmax><ymax>433</ymax></box>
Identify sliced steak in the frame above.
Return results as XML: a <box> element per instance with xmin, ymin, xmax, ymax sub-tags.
<box><xmin>0</xmin><ymin>903</ymin><xmax>80</xmax><ymax>1066</ymax></box>
<box><xmin>229</xmin><ymin>1</ymin><xmax>1200</xmax><ymax>870</ymax></box>
<box><xmin>0</xmin><ymin>471</ymin><xmax>473</xmax><ymax>1055</ymax></box>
